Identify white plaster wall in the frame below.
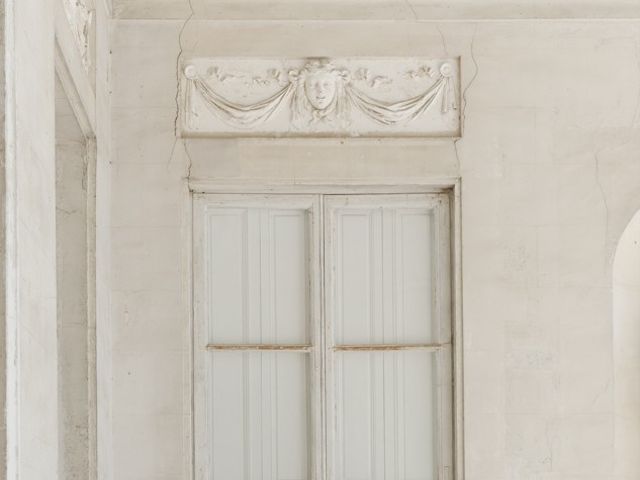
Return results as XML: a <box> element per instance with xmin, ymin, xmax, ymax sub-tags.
<box><xmin>110</xmin><ymin>18</ymin><xmax>640</xmax><ymax>480</ymax></box>
<box><xmin>111</xmin><ymin>23</ymin><xmax>191</xmax><ymax>478</ymax></box>
<box><xmin>13</xmin><ymin>0</ymin><xmax>59</xmax><ymax>476</ymax></box>
<box><xmin>94</xmin><ymin>2</ymin><xmax>114</xmax><ymax>479</ymax></box>
<box><xmin>56</xmin><ymin>138</ymin><xmax>90</xmax><ymax>480</ymax></box>
<box><xmin>3</xmin><ymin>0</ymin><xmax>112</xmax><ymax>478</ymax></box>
<box><xmin>0</xmin><ymin>1</ymin><xmax>7</xmax><ymax>474</ymax></box>
<box><xmin>53</xmin><ymin>0</ymin><xmax>114</xmax><ymax>475</ymax></box>
<box><xmin>613</xmin><ymin>210</ymin><xmax>640</xmax><ymax>478</ymax></box>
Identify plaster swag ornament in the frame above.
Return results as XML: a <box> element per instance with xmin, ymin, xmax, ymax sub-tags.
<box><xmin>182</xmin><ymin>58</ymin><xmax>460</xmax><ymax>137</ymax></box>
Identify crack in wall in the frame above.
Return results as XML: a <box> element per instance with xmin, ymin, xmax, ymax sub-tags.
<box><xmin>452</xmin><ymin>25</ymin><xmax>480</xmax><ymax>172</ymax></box>
<box><xmin>174</xmin><ymin>0</ymin><xmax>194</xmax><ymax>139</ymax></box>
<box><xmin>590</xmin><ymin>33</ymin><xmax>640</xmax><ymax>257</ymax></box>
<box><xmin>594</xmin><ymin>148</ymin><xmax>611</xmax><ymax>252</ymax></box>
<box><xmin>403</xmin><ymin>0</ymin><xmax>418</xmax><ymax>20</ymax></box>
<box><xmin>436</xmin><ymin>24</ymin><xmax>449</xmax><ymax>57</ymax></box>
<box><xmin>453</xmin><ymin>138</ymin><xmax>462</xmax><ymax>172</ymax></box>
<box><xmin>184</xmin><ymin>139</ymin><xmax>194</xmax><ymax>180</ymax></box>
<box><xmin>461</xmin><ymin>24</ymin><xmax>479</xmax><ymax>136</ymax></box>
<box><xmin>585</xmin><ymin>33</ymin><xmax>640</xmax><ymax>264</ymax></box>
<box><xmin>630</xmin><ymin>34</ymin><xmax>640</xmax><ymax>129</ymax></box>
<box><xmin>170</xmin><ymin>0</ymin><xmax>195</xmax><ymax>175</ymax></box>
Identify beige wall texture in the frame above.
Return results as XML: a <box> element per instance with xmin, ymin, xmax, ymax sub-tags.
<box><xmin>110</xmin><ymin>18</ymin><xmax>640</xmax><ymax>480</ymax></box>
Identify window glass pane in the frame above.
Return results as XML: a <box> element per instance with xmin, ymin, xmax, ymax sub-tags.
<box><xmin>334</xmin><ymin>350</ymin><xmax>438</xmax><ymax>480</ymax></box>
<box><xmin>336</xmin><ymin>210</ymin><xmax>376</xmax><ymax>344</ymax></box>
<box><xmin>210</xmin><ymin>351</ymin><xmax>310</xmax><ymax>480</ymax></box>
<box><xmin>399</xmin><ymin>210</ymin><xmax>434</xmax><ymax>342</ymax></box>
<box><xmin>207</xmin><ymin>207</ymin><xmax>310</xmax><ymax>344</ymax></box>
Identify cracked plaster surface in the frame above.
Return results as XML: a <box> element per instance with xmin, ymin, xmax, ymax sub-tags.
<box><xmin>109</xmin><ymin>18</ymin><xmax>640</xmax><ymax>480</ymax></box>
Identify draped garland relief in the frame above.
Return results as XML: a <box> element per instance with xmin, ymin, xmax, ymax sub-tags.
<box><xmin>182</xmin><ymin>58</ymin><xmax>460</xmax><ymax>137</ymax></box>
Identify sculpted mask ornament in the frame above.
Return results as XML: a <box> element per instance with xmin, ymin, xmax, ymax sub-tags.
<box><xmin>302</xmin><ymin>61</ymin><xmax>341</xmax><ymax>109</ymax></box>
<box><xmin>182</xmin><ymin>57</ymin><xmax>459</xmax><ymax>134</ymax></box>
<box><xmin>289</xmin><ymin>59</ymin><xmax>350</xmax><ymax>127</ymax></box>
<box><xmin>305</xmin><ymin>70</ymin><xmax>336</xmax><ymax>109</ymax></box>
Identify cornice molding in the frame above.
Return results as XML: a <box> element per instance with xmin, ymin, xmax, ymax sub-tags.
<box><xmin>113</xmin><ymin>1</ymin><xmax>640</xmax><ymax>21</ymax></box>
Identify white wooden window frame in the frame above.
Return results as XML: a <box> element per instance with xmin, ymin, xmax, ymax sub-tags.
<box><xmin>323</xmin><ymin>194</ymin><xmax>452</xmax><ymax>480</ymax></box>
<box><xmin>192</xmin><ymin>185</ymin><xmax>463</xmax><ymax>480</ymax></box>
<box><xmin>193</xmin><ymin>194</ymin><xmax>323</xmax><ymax>480</ymax></box>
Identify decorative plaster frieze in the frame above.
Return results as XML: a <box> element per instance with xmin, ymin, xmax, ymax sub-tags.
<box><xmin>63</xmin><ymin>0</ymin><xmax>94</xmax><ymax>72</ymax></box>
<box><xmin>181</xmin><ymin>57</ymin><xmax>460</xmax><ymax>137</ymax></box>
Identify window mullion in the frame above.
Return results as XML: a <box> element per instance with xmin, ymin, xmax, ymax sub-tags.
<box><xmin>318</xmin><ymin>193</ymin><xmax>328</xmax><ymax>480</ymax></box>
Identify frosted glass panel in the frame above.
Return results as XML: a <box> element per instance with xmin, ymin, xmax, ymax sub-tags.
<box><xmin>333</xmin><ymin>205</ymin><xmax>434</xmax><ymax>345</ymax></box>
<box><xmin>338</xmin><ymin>212</ymin><xmax>376</xmax><ymax>344</ymax></box>
<box><xmin>398</xmin><ymin>212</ymin><xmax>433</xmax><ymax>342</ymax></box>
<box><xmin>210</xmin><ymin>351</ymin><xmax>310</xmax><ymax>480</ymax></box>
<box><xmin>273</xmin><ymin>213</ymin><xmax>309</xmax><ymax>343</ymax></box>
<box><xmin>335</xmin><ymin>351</ymin><xmax>437</xmax><ymax>480</ymax></box>
<box><xmin>207</xmin><ymin>207</ymin><xmax>309</xmax><ymax>344</ymax></box>
<box><xmin>208</xmin><ymin>211</ymin><xmax>245</xmax><ymax>342</ymax></box>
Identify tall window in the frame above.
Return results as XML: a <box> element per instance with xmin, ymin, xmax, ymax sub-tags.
<box><xmin>194</xmin><ymin>193</ymin><xmax>454</xmax><ymax>480</ymax></box>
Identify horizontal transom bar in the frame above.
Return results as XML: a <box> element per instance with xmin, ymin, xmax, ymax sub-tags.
<box><xmin>206</xmin><ymin>344</ymin><xmax>312</xmax><ymax>352</ymax></box>
<box><xmin>333</xmin><ymin>343</ymin><xmax>447</xmax><ymax>352</ymax></box>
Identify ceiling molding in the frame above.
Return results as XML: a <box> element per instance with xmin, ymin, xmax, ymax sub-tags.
<box><xmin>112</xmin><ymin>0</ymin><xmax>640</xmax><ymax>21</ymax></box>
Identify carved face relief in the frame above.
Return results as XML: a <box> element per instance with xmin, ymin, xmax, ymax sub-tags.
<box><xmin>304</xmin><ymin>71</ymin><xmax>337</xmax><ymax>110</ymax></box>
